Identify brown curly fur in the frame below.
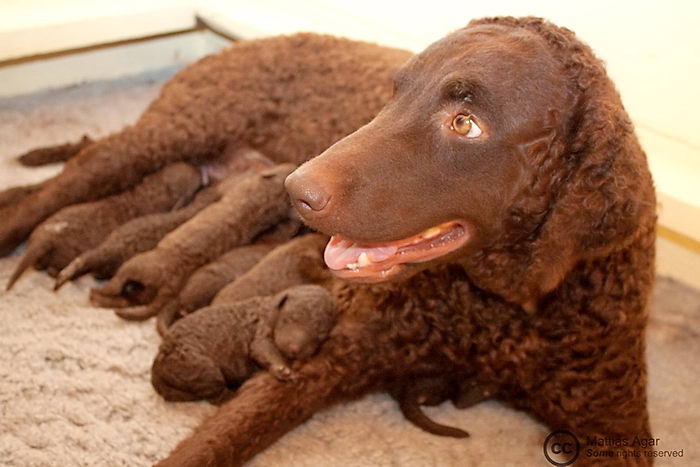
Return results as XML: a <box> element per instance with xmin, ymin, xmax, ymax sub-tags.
<box><xmin>211</xmin><ymin>233</ymin><xmax>330</xmax><ymax>305</ymax></box>
<box><xmin>154</xmin><ymin>218</ymin><xmax>303</xmax><ymax>335</ymax></box>
<box><xmin>53</xmin><ymin>146</ymin><xmax>278</xmax><ymax>290</ymax></box>
<box><xmin>17</xmin><ymin>134</ymin><xmax>93</xmax><ymax>166</ymax></box>
<box><xmin>6</xmin><ymin>162</ymin><xmax>202</xmax><ymax>289</ymax></box>
<box><xmin>0</xmin><ymin>181</ymin><xmax>45</xmax><ymax>209</ymax></box>
<box><xmin>0</xmin><ymin>35</ymin><xmax>409</xmax><ymax>256</ymax></box>
<box><xmin>53</xmin><ymin>186</ymin><xmax>222</xmax><ymax>289</ymax></box>
<box><xmin>89</xmin><ymin>165</ymin><xmax>296</xmax><ymax>319</ymax></box>
<box><xmin>155</xmin><ymin>17</ymin><xmax>656</xmax><ymax>467</ymax></box>
<box><xmin>177</xmin><ymin>245</ymin><xmax>278</xmax><ymax>314</ymax></box>
<box><xmin>152</xmin><ymin>285</ymin><xmax>337</xmax><ymax>403</ymax></box>
<box><xmin>174</xmin><ymin>219</ymin><xmax>302</xmax><ymax>311</ymax></box>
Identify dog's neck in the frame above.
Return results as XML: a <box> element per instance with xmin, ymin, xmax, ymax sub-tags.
<box><xmin>456</xmin><ymin>215</ymin><xmax>657</xmax><ymax>315</ymax></box>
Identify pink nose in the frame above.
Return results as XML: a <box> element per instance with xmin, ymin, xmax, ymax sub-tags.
<box><xmin>285</xmin><ymin>169</ymin><xmax>331</xmax><ymax>215</ymax></box>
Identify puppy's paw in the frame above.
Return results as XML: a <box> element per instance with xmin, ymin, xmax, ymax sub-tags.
<box><xmin>269</xmin><ymin>364</ymin><xmax>295</xmax><ymax>381</ymax></box>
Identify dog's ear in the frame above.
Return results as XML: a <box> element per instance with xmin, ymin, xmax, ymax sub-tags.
<box><xmin>457</xmin><ymin>17</ymin><xmax>656</xmax><ymax>312</ymax></box>
<box><xmin>464</xmin><ymin>79</ymin><xmax>655</xmax><ymax>312</ymax></box>
<box><xmin>522</xmin><ymin>86</ymin><xmax>655</xmax><ymax>308</ymax></box>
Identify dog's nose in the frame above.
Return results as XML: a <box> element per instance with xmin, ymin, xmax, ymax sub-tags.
<box><xmin>285</xmin><ymin>169</ymin><xmax>331</xmax><ymax>214</ymax></box>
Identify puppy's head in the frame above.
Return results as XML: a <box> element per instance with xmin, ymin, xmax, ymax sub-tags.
<box><xmin>273</xmin><ymin>285</ymin><xmax>337</xmax><ymax>359</ymax></box>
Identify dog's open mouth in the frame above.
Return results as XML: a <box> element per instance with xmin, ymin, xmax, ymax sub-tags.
<box><xmin>324</xmin><ymin>220</ymin><xmax>471</xmax><ymax>281</ymax></box>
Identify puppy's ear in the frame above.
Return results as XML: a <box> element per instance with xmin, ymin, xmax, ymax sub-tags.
<box><xmin>274</xmin><ymin>291</ymin><xmax>289</xmax><ymax>310</ymax></box>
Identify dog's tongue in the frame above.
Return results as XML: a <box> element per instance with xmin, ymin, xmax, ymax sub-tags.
<box><xmin>324</xmin><ymin>236</ymin><xmax>398</xmax><ymax>270</ymax></box>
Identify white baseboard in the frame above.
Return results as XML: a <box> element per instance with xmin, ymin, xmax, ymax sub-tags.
<box><xmin>0</xmin><ymin>30</ymin><xmax>231</xmax><ymax>98</ymax></box>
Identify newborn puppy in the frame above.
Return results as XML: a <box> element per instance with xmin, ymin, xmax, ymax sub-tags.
<box><xmin>390</xmin><ymin>376</ymin><xmax>470</xmax><ymax>438</ymax></box>
<box><xmin>151</xmin><ymin>284</ymin><xmax>337</xmax><ymax>403</ymax></box>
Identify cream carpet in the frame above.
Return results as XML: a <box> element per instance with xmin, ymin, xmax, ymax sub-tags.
<box><xmin>0</xmin><ymin>70</ymin><xmax>697</xmax><ymax>467</ymax></box>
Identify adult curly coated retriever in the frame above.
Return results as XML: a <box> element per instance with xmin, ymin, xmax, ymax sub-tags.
<box><xmin>0</xmin><ymin>13</ymin><xmax>656</xmax><ymax>466</ymax></box>
<box><xmin>155</xmin><ymin>16</ymin><xmax>656</xmax><ymax>467</ymax></box>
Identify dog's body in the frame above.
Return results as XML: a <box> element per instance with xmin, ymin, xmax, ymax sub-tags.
<box><xmin>0</xmin><ymin>14</ymin><xmax>655</xmax><ymax>466</ymax></box>
<box><xmin>154</xmin><ymin>17</ymin><xmax>656</xmax><ymax>467</ymax></box>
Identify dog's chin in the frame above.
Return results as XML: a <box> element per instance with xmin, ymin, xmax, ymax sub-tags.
<box><xmin>323</xmin><ymin>220</ymin><xmax>473</xmax><ymax>283</ymax></box>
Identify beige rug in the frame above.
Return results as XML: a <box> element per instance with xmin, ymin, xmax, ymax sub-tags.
<box><xmin>0</xmin><ymin>71</ymin><xmax>697</xmax><ymax>467</ymax></box>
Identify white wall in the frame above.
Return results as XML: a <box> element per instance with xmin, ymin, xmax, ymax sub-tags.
<box><xmin>3</xmin><ymin>1</ymin><xmax>698</xmax><ymax>154</ymax></box>
<box><xmin>0</xmin><ymin>0</ymin><xmax>195</xmax><ymax>59</ymax></box>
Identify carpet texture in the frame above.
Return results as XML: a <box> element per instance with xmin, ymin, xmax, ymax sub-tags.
<box><xmin>0</xmin><ymin>70</ymin><xmax>697</xmax><ymax>467</ymax></box>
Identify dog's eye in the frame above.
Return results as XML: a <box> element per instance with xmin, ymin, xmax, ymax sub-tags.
<box><xmin>451</xmin><ymin>114</ymin><xmax>482</xmax><ymax>138</ymax></box>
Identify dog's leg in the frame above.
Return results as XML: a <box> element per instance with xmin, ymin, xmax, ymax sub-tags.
<box><xmin>17</xmin><ymin>135</ymin><xmax>93</xmax><ymax>166</ymax></box>
<box><xmin>529</xmin><ymin>343</ymin><xmax>653</xmax><ymax>466</ymax></box>
<box><xmin>155</xmin><ymin>318</ymin><xmax>407</xmax><ymax>467</ymax></box>
<box><xmin>155</xmin><ymin>372</ymin><xmax>330</xmax><ymax>467</ymax></box>
<box><xmin>0</xmin><ymin>120</ymin><xmax>223</xmax><ymax>256</ymax></box>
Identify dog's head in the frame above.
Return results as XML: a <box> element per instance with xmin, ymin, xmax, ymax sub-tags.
<box><xmin>286</xmin><ymin>17</ymin><xmax>655</xmax><ymax>309</ymax></box>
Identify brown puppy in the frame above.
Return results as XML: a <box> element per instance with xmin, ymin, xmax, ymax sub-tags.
<box><xmin>152</xmin><ymin>285</ymin><xmax>337</xmax><ymax>403</ymax></box>
<box><xmin>90</xmin><ymin>164</ymin><xmax>296</xmax><ymax>319</ymax></box>
<box><xmin>158</xmin><ymin>17</ymin><xmax>656</xmax><ymax>467</ymax></box>
<box><xmin>212</xmin><ymin>233</ymin><xmax>330</xmax><ymax>305</ymax></box>
<box><xmin>0</xmin><ymin>35</ymin><xmax>409</xmax><ymax>256</ymax></box>
<box><xmin>6</xmin><ymin>162</ymin><xmax>202</xmax><ymax>289</ymax></box>
<box><xmin>54</xmin><ymin>186</ymin><xmax>222</xmax><ymax>289</ymax></box>
<box><xmin>389</xmin><ymin>375</ymin><xmax>501</xmax><ymax>438</ymax></box>
<box><xmin>390</xmin><ymin>376</ymin><xmax>469</xmax><ymax>438</ymax></box>
<box><xmin>54</xmin><ymin>148</ymin><xmax>277</xmax><ymax>290</ymax></box>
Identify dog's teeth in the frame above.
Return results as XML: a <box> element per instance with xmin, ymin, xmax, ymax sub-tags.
<box><xmin>423</xmin><ymin>227</ymin><xmax>442</xmax><ymax>239</ymax></box>
<box><xmin>346</xmin><ymin>263</ymin><xmax>358</xmax><ymax>271</ymax></box>
<box><xmin>357</xmin><ymin>252</ymin><xmax>372</xmax><ymax>267</ymax></box>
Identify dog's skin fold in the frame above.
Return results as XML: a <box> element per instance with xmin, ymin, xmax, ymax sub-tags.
<box><xmin>156</xmin><ymin>17</ymin><xmax>656</xmax><ymax>466</ymax></box>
